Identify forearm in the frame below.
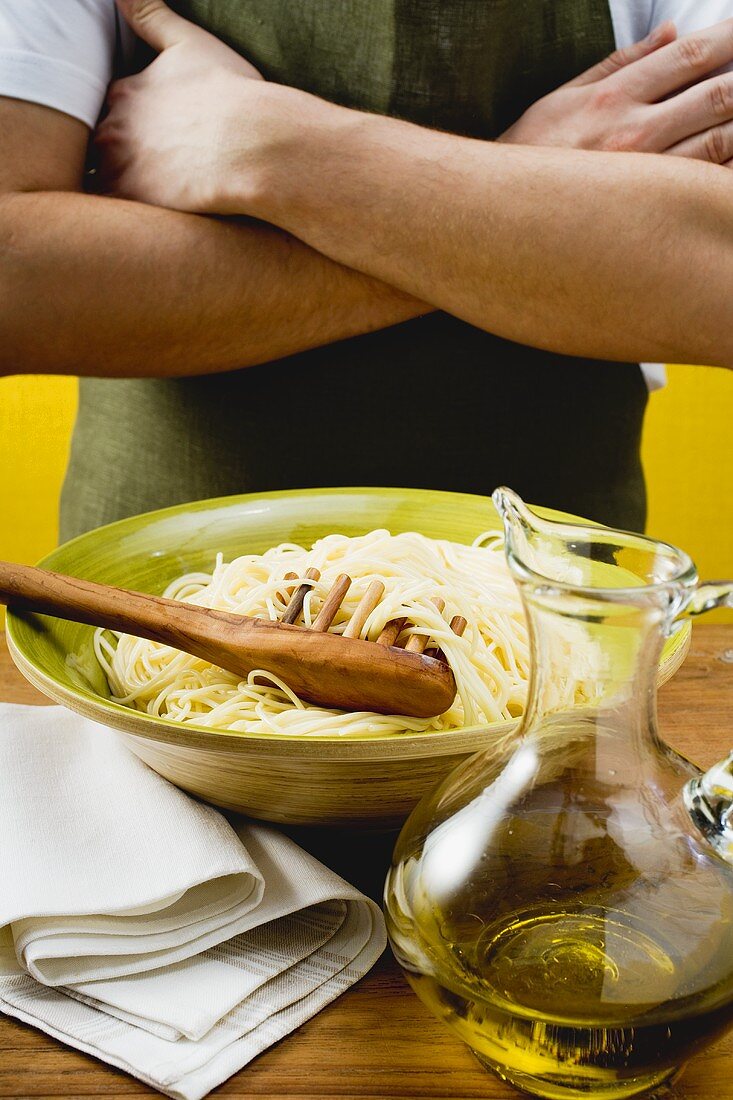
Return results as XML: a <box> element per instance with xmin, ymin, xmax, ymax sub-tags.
<box><xmin>249</xmin><ymin>96</ymin><xmax>733</xmax><ymax>369</ymax></box>
<box><xmin>0</xmin><ymin>190</ymin><xmax>426</xmax><ymax>377</ymax></box>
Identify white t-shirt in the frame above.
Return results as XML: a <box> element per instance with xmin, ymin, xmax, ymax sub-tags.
<box><xmin>2</xmin><ymin>0</ymin><xmax>731</xmax><ymax>128</ymax></box>
<box><xmin>0</xmin><ymin>0</ymin><xmax>123</xmax><ymax>128</ymax></box>
<box><xmin>0</xmin><ymin>0</ymin><xmax>730</xmax><ymax>388</ymax></box>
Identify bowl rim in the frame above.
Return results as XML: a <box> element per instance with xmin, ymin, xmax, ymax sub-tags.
<box><xmin>5</xmin><ymin>486</ymin><xmax>692</xmax><ymax>758</ymax></box>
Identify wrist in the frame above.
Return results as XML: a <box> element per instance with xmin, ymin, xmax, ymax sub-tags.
<box><xmin>218</xmin><ymin>81</ymin><xmax>348</xmax><ymax>221</ymax></box>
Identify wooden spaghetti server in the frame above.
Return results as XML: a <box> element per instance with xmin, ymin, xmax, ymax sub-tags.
<box><xmin>0</xmin><ymin>561</ymin><xmax>467</xmax><ymax>718</ymax></box>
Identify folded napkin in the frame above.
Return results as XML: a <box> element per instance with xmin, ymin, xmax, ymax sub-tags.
<box><xmin>0</xmin><ymin>704</ymin><xmax>386</xmax><ymax>1099</ymax></box>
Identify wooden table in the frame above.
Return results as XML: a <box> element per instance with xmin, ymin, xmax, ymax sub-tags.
<box><xmin>0</xmin><ymin>626</ymin><xmax>732</xmax><ymax>1100</ymax></box>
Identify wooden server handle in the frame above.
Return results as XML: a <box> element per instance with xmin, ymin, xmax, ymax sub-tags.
<box><xmin>0</xmin><ymin>560</ymin><xmax>220</xmax><ymax>643</ymax></box>
<box><xmin>0</xmin><ymin>561</ymin><xmax>457</xmax><ymax>718</ymax></box>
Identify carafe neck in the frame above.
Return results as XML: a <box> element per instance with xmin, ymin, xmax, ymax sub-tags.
<box><xmin>519</xmin><ymin>586</ymin><xmax>668</xmax><ymax>759</ymax></box>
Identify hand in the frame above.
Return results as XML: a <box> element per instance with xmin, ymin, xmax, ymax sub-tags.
<box><xmin>96</xmin><ymin>0</ymin><xmax>275</xmax><ymax>211</ymax></box>
<box><xmin>501</xmin><ymin>19</ymin><xmax>733</xmax><ymax>165</ymax></box>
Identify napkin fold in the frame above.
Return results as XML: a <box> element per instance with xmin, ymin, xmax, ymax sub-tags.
<box><xmin>0</xmin><ymin>704</ymin><xmax>387</xmax><ymax>1099</ymax></box>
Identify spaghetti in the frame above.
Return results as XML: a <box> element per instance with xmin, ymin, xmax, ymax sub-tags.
<box><xmin>94</xmin><ymin>529</ymin><xmax>530</xmax><ymax>737</ymax></box>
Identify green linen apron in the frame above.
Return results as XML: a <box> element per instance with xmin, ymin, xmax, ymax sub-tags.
<box><xmin>60</xmin><ymin>0</ymin><xmax>648</xmax><ymax>539</ymax></box>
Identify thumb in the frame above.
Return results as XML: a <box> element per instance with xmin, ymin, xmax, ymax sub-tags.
<box><xmin>567</xmin><ymin>21</ymin><xmax>677</xmax><ymax>87</ymax></box>
<box><xmin>115</xmin><ymin>0</ymin><xmax>195</xmax><ymax>51</ymax></box>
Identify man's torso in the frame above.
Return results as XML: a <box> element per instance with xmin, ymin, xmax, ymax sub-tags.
<box><xmin>63</xmin><ymin>0</ymin><xmax>650</xmax><ymax>537</ymax></box>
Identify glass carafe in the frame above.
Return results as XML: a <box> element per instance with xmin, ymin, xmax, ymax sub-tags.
<box><xmin>385</xmin><ymin>488</ymin><xmax>733</xmax><ymax>1100</ymax></box>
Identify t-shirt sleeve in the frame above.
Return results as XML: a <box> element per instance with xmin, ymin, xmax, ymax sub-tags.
<box><xmin>650</xmin><ymin>0</ymin><xmax>733</xmax><ymax>42</ymax></box>
<box><xmin>608</xmin><ymin>2</ymin><xmax>654</xmax><ymax>51</ymax></box>
<box><xmin>0</xmin><ymin>0</ymin><xmax>118</xmax><ymax>127</ymax></box>
<box><xmin>609</xmin><ymin>1</ymin><xmax>733</xmax><ymax>50</ymax></box>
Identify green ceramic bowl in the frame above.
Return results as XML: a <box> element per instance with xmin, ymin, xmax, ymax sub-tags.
<box><xmin>6</xmin><ymin>488</ymin><xmax>691</xmax><ymax>827</ymax></box>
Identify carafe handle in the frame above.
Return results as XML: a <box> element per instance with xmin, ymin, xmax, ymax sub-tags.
<box><xmin>682</xmin><ymin>581</ymin><xmax>733</xmax><ymax>618</ymax></box>
<box><xmin>670</xmin><ymin>581</ymin><xmax>733</xmax><ymax>637</ymax></box>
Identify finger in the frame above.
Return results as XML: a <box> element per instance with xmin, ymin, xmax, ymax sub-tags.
<box><xmin>115</xmin><ymin>0</ymin><xmax>194</xmax><ymax>51</ymax></box>
<box><xmin>652</xmin><ymin>72</ymin><xmax>733</xmax><ymax>149</ymax></box>
<box><xmin>94</xmin><ymin>117</ymin><xmax>123</xmax><ymax>145</ymax></box>
<box><xmin>567</xmin><ymin>22</ymin><xmax>677</xmax><ymax>87</ymax></box>
<box><xmin>622</xmin><ymin>18</ymin><xmax>733</xmax><ymax>103</ymax></box>
<box><xmin>667</xmin><ymin>119</ymin><xmax>733</xmax><ymax>164</ymax></box>
<box><xmin>105</xmin><ymin>76</ymin><xmax>136</xmax><ymax>104</ymax></box>
<box><xmin>94</xmin><ymin>146</ymin><xmax>128</xmax><ymax>195</ymax></box>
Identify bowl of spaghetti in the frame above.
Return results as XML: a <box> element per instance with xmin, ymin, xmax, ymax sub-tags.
<box><xmin>6</xmin><ymin>488</ymin><xmax>690</xmax><ymax>827</ymax></box>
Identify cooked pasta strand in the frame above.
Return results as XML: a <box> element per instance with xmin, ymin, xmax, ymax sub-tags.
<box><xmin>94</xmin><ymin>529</ymin><xmax>530</xmax><ymax>737</ymax></box>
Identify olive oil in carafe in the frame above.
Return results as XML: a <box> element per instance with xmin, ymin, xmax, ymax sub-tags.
<box><xmin>401</xmin><ymin>897</ymin><xmax>733</xmax><ymax>1100</ymax></box>
<box><xmin>386</xmin><ymin>491</ymin><xmax>733</xmax><ymax>1099</ymax></box>
<box><xmin>386</xmin><ymin>753</ymin><xmax>733</xmax><ymax>1100</ymax></box>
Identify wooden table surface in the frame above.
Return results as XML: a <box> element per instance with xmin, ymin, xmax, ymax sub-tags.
<box><xmin>0</xmin><ymin>625</ymin><xmax>732</xmax><ymax>1100</ymax></box>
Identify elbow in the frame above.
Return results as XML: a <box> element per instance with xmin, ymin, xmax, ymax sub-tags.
<box><xmin>648</xmin><ymin>168</ymin><xmax>733</xmax><ymax>373</ymax></box>
<box><xmin>0</xmin><ymin>201</ymin><xmax>27</xmax><ymax>375</ymax></box>
<box><xmin>0</xmin><ymin>286</ymin><xmax>30</xmax><ymax>378</ymax></box>
<box><xmin>0</xmin><ymin>276</ymin><xmax>21</xmax><ymax>377</ymax></box>
<box><xmin>0</xmin><ymin>199</ymin><xmax>54</xmax><ymax>377</ymax></box>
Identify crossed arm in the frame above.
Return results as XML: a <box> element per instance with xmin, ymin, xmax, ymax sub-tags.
<box><xmin>0</xmin><ymin>101</ymin><xmax>426</xmax><ymax>377</ymax></box>
<box><xmin>256</xmin><ymin>113</ymin><xmax>733</xmax><ymax>368</ymax></box>
<box><xmin>4</xmin><ymin>4</ymin><xmax>733</xmax><ymax>377</ymax></box>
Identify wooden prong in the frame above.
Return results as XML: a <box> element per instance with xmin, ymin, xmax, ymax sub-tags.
<box><xmin>449</xmin><ymin>614</ymin><xmax>468</xmax><ymax>638</ymax></box>
<box><xmin>281</xmin><ymin>567</ymin><xmax>321</xmax><ymax>625</ymax></box>
<box><xmin>405</xmin><ymin>597</ymin><xmax>446</xmax><ymax>654</ymax></box>
<box><xmin>277</xmin><ymin>571</ymin><xmax>298</xmax><ymax>606</ymax></box>
<box><xmin>343</xmin><ymin>580</ymin><xmax>385</xmax><ymax>640</ymax></box>
<box><xmin>258</xmin><ymin>577</ymin><xmax>297</xmax><ymax>676</ymax></box>
<box><xmin>426</xmin><ymin>613</ymin><xmax>469</xmax><ymax>661</ymax></box>
<box><xmin>377</xmin><ymin>617</ymin><xmax>406</xmax><ymax>647</ymax></box>
<box><xmin>312</xmin><ymin>574</ymin><xmax>352</xmax><ymax>632</ymax></box>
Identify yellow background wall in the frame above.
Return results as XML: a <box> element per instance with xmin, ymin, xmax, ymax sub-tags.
<box><xmin>0</xmin><ymin>369</ymin><xmax>731</xmax><ymax>619</ymax></box>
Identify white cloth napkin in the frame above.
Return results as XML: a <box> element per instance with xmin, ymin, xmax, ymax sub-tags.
<box><xmin>0</xmin><ymin>704</ymin><xmax>387</xmax><ymax>1099</ymax></box>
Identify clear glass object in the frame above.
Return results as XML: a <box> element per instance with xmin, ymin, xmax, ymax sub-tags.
<box><xmin>385</xmin><ymin>488</ymin><xmax>733</xmax><ymax>1100</ymax></box>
